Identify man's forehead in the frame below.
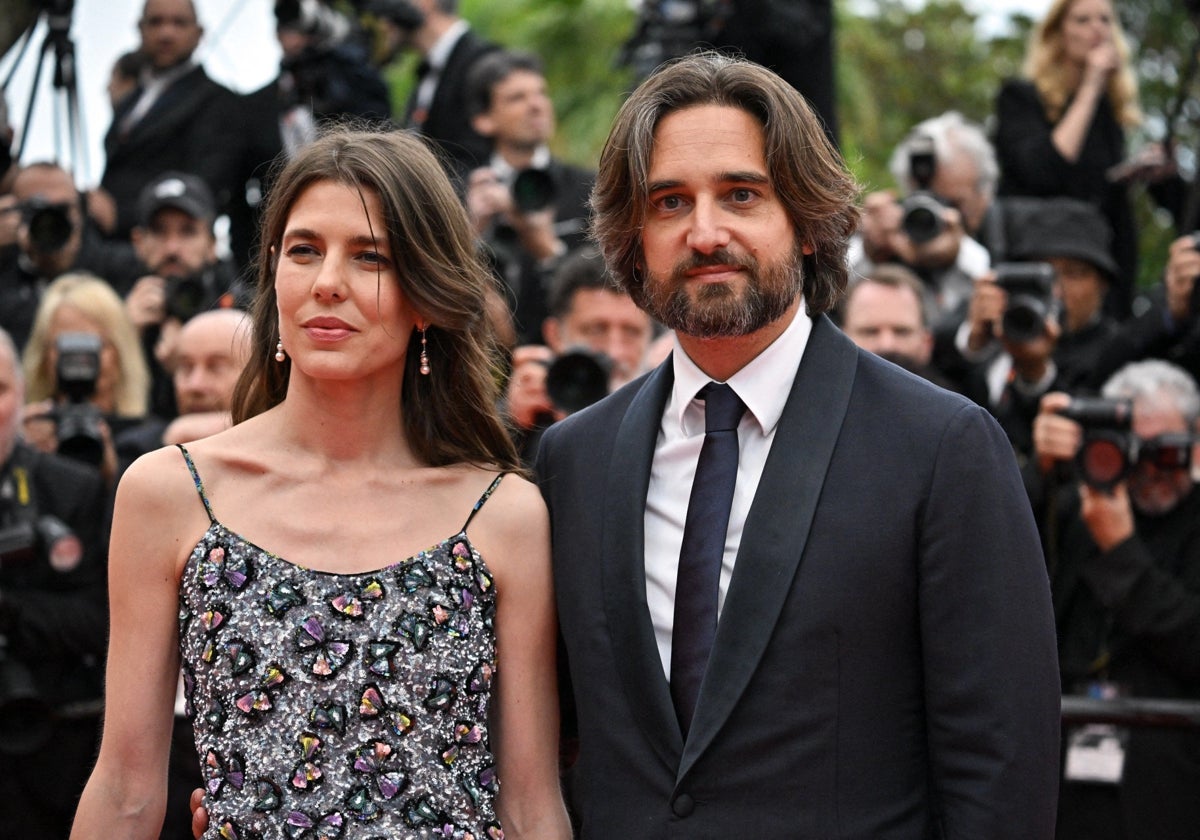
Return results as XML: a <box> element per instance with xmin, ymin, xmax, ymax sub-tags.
<box><xmin>142</xmin><ymin>0</ymin><xmax>198</xmax><ymax>23</ymax></box>
<box><xmin>15</xmin><ymin>168</ymin><xmax>74</xmax><ymax>199</ymax></box>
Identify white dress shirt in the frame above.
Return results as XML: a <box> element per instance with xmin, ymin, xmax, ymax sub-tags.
<box><xmin>644</xmin><ymin>305</ymin><xmax>812</xmax><ymax>678</ymax></box>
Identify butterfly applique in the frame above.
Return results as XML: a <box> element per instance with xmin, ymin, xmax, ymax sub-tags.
<box><xmin>423</xmin><ymin>675</ymin><xmax>457</xmax><ymax>713</ymax></box>
<box><xmin>290</xmin><ymin>731</ymin><xmax>325</xmax><ymax>793</ymax></box>
<box><xmin>309</xmin><ymin>702</ymin><xmax>347</xmax><ymax>735</ymax></box>
<box><xmin>295</xmin><ymin>616</ymin><xmax>354</xmax><ymax>679</ymax></box>
<box><xmin>252</xmin><ymin>777</ymin><xmax>282</xmax><ymax>812</ymax></box>
<box><xmin>201</xmin><ymin>544</ymin><xmax>252</xmax><ymax>591</ymax></box>
<box><xmin>349</xmin><ymin>740</ymin><xmax>409</xmax><ymax>803</ymax></box>
<box><xmin>199</xmin><ymin>603</ymin><xmax>230</xmax><ymax>636</ymax></box>
<box><xmin>224</xmin><ymin>639</ymin><xmax>256</xmax><ymax>676</ymax></box>
<box><xmin>358</xmin><ymin>683</ymin><xmax>415</xmax><ymax>737</ymax></box>
<box><xmin>283</xmin><ymin>809</ymin><xmax>345</xmax><ymax>840</ymax></box>
<box><xmin>441</xmin><ymin>720</ymin><xmax>485</xmax><ymax>767</ymax></box>
<box><xmin>450</xmin><ymin>540</ymin><xmax>473</xmax><ymax>574</ymax></box>
<box><xmin>401</xmin><ymin>796</ymin><xmax>449</xmax><ymax>830</ymax></box>
<box><xmin>466</xmin><ymin>662</ymin><xmax>494</xmax><ymax>695</ymax></box>
<box><xmin>395</xmin><ymin>612</ymin><xmax>432</xmax><ymax>652</ymax></box>
<box><xmin>397</xmin><ymin>559</ymin><xmax>435</xmax><ymax>593</ymax></box>
<box><xmin>363</xmin><ymin>640</ymin><xmax>400</xmax><ymax>679</ymax></box>
<box><xmin>216</xmin><ymin>820</ymin><xmax>264</xmax><ymax>840</ymax></box>
<box><xmin>265</xmin><ymin>580</ymin><xmax>306</xmax><ymax>617</ymax></box>
<box><xmin>428</xmin><ymin>590</ymin><xmax>470</xmax><ymax>638</ymax></box>
<box><xmin>330</xmin><ymin>579</ymin><xmax>384</xmax><ymax>619</ymax></box>
<box><xmin>234</xmin><ymin>663</ymin><xmax>288</xmax><ymax>717</ymax></box>
<box><xmin>203</xmin><ymin>698</ymin><xmax>228</xmax><ymax>732</ymax></box>
<box><xmin>203</xmin><ymin>749</ymin><xmax>246</xmax><ymax>799</ymax></box>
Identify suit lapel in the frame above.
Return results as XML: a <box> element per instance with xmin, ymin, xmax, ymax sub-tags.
<box><xmin>601</xmin><ymin>359</ymin><xmax>685</xmax><ymax>765</ymax></box>
<box><xmin>678</xmin><ymin>315</ymin><xmax>859</xmax><ymax>778</ymax></box>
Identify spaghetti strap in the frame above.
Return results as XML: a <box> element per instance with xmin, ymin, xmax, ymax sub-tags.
<box><xmin>176</xmin><ymin>444</ymin><xmax>217</xmax><ymax>525</ymax></box>
<box><xmin>460</xmin><ymin>473</ymin><xmax>506</xmax><ymax>533</ymax></box>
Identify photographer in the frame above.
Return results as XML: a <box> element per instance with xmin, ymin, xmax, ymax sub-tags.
<box><xmin>1031</xmin><ymin>361</ymin><xmax>1200</xmax><ymax>840</ymax></box>
<box><xmin>125</xmin><ymin>172</ymin><xmax>244</xmax><ymax>421</ymax></box>
<box><xmin>22</xmin><ymin>274</ymin><xmax>150</xmax><ymax>485</ymax></box>
<box><xmin>853</xmin><ymin>113</ymin><xmax>997</xmax><ymax>338</ymax></box>
<box><xmin>0</xmin><ymin>327</ymin><xmax>109</xmax><ymax>837</ymax></box>
<box><xmin>0</xmin><ymin>162</ymin><xmax>145</xmax><ymax>352</ymax></box>
<box><xmin>463</xmin><ymin>50</ymin><xmax>594</xmax><ymax>344</ymax></box>
<box><xmin>505</xmin><ymin>246</ymin><xmax>655</xmax><ymax>464</ymax></box>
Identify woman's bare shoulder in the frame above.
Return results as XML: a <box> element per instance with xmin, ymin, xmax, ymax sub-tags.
<box><xmin>462</xmin><ymin>469</ymin><xmax>550</xmax><ymax>574</ymax></box>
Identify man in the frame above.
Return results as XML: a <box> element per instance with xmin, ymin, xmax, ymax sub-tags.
<box><xmin>100</xmin><ymin>0</ymin><xmax>238</xmax><ymax>238</ymax></box>
<box><xmin>1032</xmin><ymin>361</ymin><xmax>1200</xmax><ymax>840</ymax></box>
<box><xmin>506</xmin><ymin>246</ymin><xmax>656</xmax><ymax>462</ymax></box>
<box><xmin>841</xmin><ymin>264</ymin><xmax>935</xmax><ymax>369</ymax></box>
<box><xmin>369</xmin><ymin>0</ymin><xmax>498</xmax><ymax>178</ymax></box>
<box><xmin>535</xmin><ymin>53</ymin><xmax>1060</xmax><ymax>836</ymax></box>
<box><xmin>0</xmin><ymin>162</ymin><xmax>143</xmax><ymax>351</ymax></box>
<box><xmin>125</xmin><ymin>171</ymin><xmax>243</xmax><ymax>419</ymax></box>
<box><xmin>464</xmin><ymin>49</ymin><xmax>595</xmax><ymax>343</ymax></box>
<box><xmin>0</xmin><ymin>327</ymin><xmax>108</xmax><ymax>837</ymax></box>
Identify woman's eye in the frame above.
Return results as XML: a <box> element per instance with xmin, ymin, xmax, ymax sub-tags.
<box><xmin>285</xmin><ymin>244</ymin><xmax>318</xmax><ymax>259</ymax></box>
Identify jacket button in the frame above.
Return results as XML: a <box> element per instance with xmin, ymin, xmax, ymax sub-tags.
<box><xmin>672</xmin><ymin>794</ymin><xmax>695</xmax><ymax>817</ymax></box>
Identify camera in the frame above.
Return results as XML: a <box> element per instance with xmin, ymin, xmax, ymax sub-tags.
<box><xmin>165</xmin><ymin>272</ymin><xmax>214</xmax><ymax>322</ymax></box>
<box><xmin>20</xmin><ymin>197</ymin><xmax>74</xmax><ymax>253</ymax></box>
<box><xmin>900</xmin><ymin>134</ymin><xmax>949</xmax><ymax>244</ymax></box>
<box><xmin>993</xmin><ymin>262</ymin><xmax>1056</xmax><ymax>344</ymax></box>
<box><xmin>53</xmin><ymin>332</ymin><xmax>106</xmax><ymax>466</ymax></box>
<box><xmin>511</xmin><ymin>168</ymin><xmax>557</xmax><ymax>214</ymax></box>
<box><xmin>1054</xmin><ymin>397</ymin><xmax>1193</xmax><ymax>490</ymax></box>
<box><xmin>545</xmin><ymin>348</ymin><xmax>612</xmax><ymax>416</ymax></box>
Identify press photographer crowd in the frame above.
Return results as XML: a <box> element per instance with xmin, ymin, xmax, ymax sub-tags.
<box><xmin>0</xmin><ymin>0</ymin><xmax>1199</xmax><ymax>837</ymax></box>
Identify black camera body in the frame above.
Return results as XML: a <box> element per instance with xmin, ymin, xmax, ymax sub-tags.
<box><xmin>164</xmin><ymin>271</ymin><xmax>217</xmax><ymax>322</ymax></box>
<box><xmin>53</xmin><ymin>332</ymin><xmax>106</xmax><ymax>466</ymax></box>
<box><xmin>1054</xmin><ymin>397</ymin><xmax>1192</xmax><ymax>491</ymax></box>
<box><xmin>900</xmin><ymin>134</ymin><xmax>949</xmax><ymax>244</ymax></box>
<box><xmin>993</xmin><ymin>262</ymin><xmax>1056</xmax><ymax>344</ymax></box>
<box><xmin>545</xmin><ymin>348</ymin><xmax>612</xmax><ymax>416</ymax></box>
<box><xmin>20</xmin><ymin>197</ymin><xmax>74</xmax><ymax>253</ymax></box>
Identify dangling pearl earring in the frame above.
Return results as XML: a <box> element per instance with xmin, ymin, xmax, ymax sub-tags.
<box><xmin>275</xmin><ymin>340</ymin><xmax>286</xmax><ymax>363</ymax></box>
<box><xmin>419</xmin><ymin>326</ymin><xmax>431</xmax><ymax>376</ymax></box>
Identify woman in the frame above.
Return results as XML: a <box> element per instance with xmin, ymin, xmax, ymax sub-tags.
<box><xmin>71</xmin><ymin>128</ymin><xmax>570</xmax><ymax>839</ymax></box>
<box><xmin>22</xmin><ymin>271</ymin><xmax>150</xmax><ymax>478</ymax></box>
<box><xmin>993</xmin><ymin>0</ymin><xmax>1164</xmax><ymax>318</ymax></box>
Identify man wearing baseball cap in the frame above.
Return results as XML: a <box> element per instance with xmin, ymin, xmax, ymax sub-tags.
<box><xmin>125</xmin><ymin>171</ymin><xmax>245</xmax><ymax>421</ymax></box>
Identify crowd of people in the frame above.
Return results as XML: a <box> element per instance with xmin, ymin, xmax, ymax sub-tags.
<box><xmin>0</xmin><ymin>0</ymin><xmax>1197</xmax><ymax>838</ymax></box>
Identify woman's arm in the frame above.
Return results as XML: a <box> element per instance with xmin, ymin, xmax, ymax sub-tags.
<box><xmin>1051</xmin><ymin>41</ymin><xmax>1119</xmax><ymax>164</ymax></box>
<box><xmin>71</xmin><ymin>447</ymin><xmax>207</xmax><ymax>839</ymax></box>
<box><xmin>474</xmin><ymin>475</ymin><xmax>572</xmax><ymax>840</ymax></box>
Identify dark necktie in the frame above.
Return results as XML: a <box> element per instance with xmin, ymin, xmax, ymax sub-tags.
<box><xmin>670</xmin><ymin>382</ymin><xmax>746</xmax><ymax>736</ymax></box>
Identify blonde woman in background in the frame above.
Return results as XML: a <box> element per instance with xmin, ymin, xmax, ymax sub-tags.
<box><xmin>22</xmin><ymin>272</ymin><xmax>150</xmax><ymax>481</ymax></box>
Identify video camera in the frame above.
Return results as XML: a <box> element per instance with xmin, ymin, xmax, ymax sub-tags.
<box><xmin>51</xmin><ymin>332</ymin><xmax>105</xmax><ymax>466</ymax></box>
<box><xmin>19</xmin><ymin>197</ymin><xmax>74</xmax><ymax>253</ymax></box>
<box><xmin>993</xmin><ymin>262</ymin><xmax>1056</xmax><ymax>344</ymax></box>
<box><xmin>1055</xmin><ymin>397</ymin><xmax>1194</xmax><ymax>491</ymax></box>
<box><xmin>899</xmin><ymin>134</ymin><xmax>950</xmax><ymax>244</ymax></box>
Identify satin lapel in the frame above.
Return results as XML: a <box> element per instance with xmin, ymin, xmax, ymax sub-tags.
<box><xmin>678</xmin><ymin>315</ymin><xmax>859</xmax><ymax>778</ymax></box>
<box><xmin>601</xmin><ymin>359</ymin><xmax>685</xmax><ymax>765</ymax></box>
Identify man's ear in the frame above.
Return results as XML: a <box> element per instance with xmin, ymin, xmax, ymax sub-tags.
<box><xmin>542</xmin><ymin>316</ymin><xmax>564</xmax><ymax>354</ymax></box>
<box><xmin>471</xmin><ymin>112</ymin><xmax>495</xmax><ymax>139</ymax></box>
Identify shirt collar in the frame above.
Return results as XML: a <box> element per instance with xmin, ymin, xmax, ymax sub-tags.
<box><xmin>427</xmin><ymin>20</ymin><xmax>469</xmax><ymax>71</ymax></box>
<box><xmin>489</xmin><ymin>146</ymin><xmax>552</xmax><ymax>184</ymax></box>
<box><xmin>667</xmin><ymin>300</ymin><xmax>812</xmax><ymax>437</ymax></box>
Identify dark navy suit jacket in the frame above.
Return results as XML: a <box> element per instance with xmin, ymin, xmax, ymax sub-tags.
<box><xmin>536</xmin><ymin>313</ymin><xmax>1061</xmax><ymax>839</ymax></box>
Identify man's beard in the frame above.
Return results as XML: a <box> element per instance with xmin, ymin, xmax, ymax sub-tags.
<box><xmin>631</xmin><ymin>244</ymin><xmax>804</xmax><ymax>339</ymax></box>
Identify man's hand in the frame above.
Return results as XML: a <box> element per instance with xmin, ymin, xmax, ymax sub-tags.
<box><xmin>125</xmin><ymin>275</ymin><xmax>168</xmax><ymax>330</ymax></box>
<box><xmin>1080</xmin><ymin>480</ymin><xmax>1135</xmax><ymax>552</ymax></box>
<box><xmin>966</xmin><ymin>273</ymin><xmax>1005</xmax><ymax>352</ymax></box>
<box><xmin>1164</xmin><ymin>234</ymin><xmax>1200</xmax><ymax>324</ymax></box>
<box><xmin>1033</xmin><ymin>391</ymin><xmax>1083</xmax><ymax>475</ymax></box>
<box><xmin>505</xmin><ymin>345</ymin><xmax>558</xmax><ymax>430</ymax></box>
<box><xmin>466</xmin><ymin>167</ymin><xmax>512</xmax><ymax>235</ymax></box>
<box><xmin>190</xmin><ymin>787</ymin><xmax>207</xmax><ymax>839</ymax></box>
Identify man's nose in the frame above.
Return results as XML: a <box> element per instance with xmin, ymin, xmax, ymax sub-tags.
<box><xmin>685</xmin><ymin>197</ymin><xmax>731</xmax><ymax>254</ymax></box>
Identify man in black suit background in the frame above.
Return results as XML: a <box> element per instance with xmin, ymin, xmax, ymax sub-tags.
<box><xmin>535</xmin><ymin>53</ymin><xmax>1061</xmax><ymax>838</ymax></box>
<box><xmin>370</xmin><ymin>0</ymin><xmax>498</xmax><ymax>179</ymax></box>
<box><xmin>99</xmin><ymin>0</ymin><xmax>238</xmax><ymax>239</ymax></box>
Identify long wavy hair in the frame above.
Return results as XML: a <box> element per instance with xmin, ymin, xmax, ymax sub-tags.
<box><xmin>590</xmin><ymin>51</ymin><xmax>860</xmax><ymax>318</ymax></box>
<box><xmin>1023</xmin><ymin>0</ymin><xmax>1141</xmax><ymax>127</ymax></box>
<box><xmin>231</xmin><ymin>126</ymin><xmax>519</xmax><ymax>471</ymax></box>
<box><xmin>22</xmin><ymin>272</ymin><xmax>149</xmax><ymax>417</ymax></box>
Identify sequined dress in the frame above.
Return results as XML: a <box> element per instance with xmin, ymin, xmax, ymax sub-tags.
<box><xmin>175</xmin><ymin>445</ymin><xmax>506</xmax><ymax>839</ymax></box>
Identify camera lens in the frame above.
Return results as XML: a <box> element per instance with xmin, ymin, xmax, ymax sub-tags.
<box><xmin>165</xmin><ymin>275</ymin><xmax>210</xmax><ymax>322</ymax></box>
<box><xmin>545</xmin><ymin>350</ymin><xmax>610</xmax><ymax>415</ymax></box>
<box><xmin>899</xmin><ymin>193</ymin><xmax>946</xmax><ymax>244</ymax></box>
<box><xmin>27</xmin><ymin>204</ymin><xmax>73</xmax><ymax>253</ymax></box>
<box><xmin>1078</xmin><ymin>435</ymin><xmax>1129</xmax><ymax>490</ymax></box>
<box><xmin>1001</xmin><ymin>298</ymin><xmax>1048</xmax><ymax>345</ymax></box>
<box><xmin>511</xmin><ymin>169</ymin><xmax>557</xmax><ymax>214</ymax></box>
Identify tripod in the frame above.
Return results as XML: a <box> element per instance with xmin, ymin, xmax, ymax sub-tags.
<box><xmin>3</xmin><ymin>0</ymin><xmax>89</xmax><ymax>179</ymax></box>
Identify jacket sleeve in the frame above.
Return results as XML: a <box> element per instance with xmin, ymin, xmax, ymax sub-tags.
<box><xmin>994</xmin><ymin>80</ymin><xmax>1075</xmax><ymax>196</ymax></box>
